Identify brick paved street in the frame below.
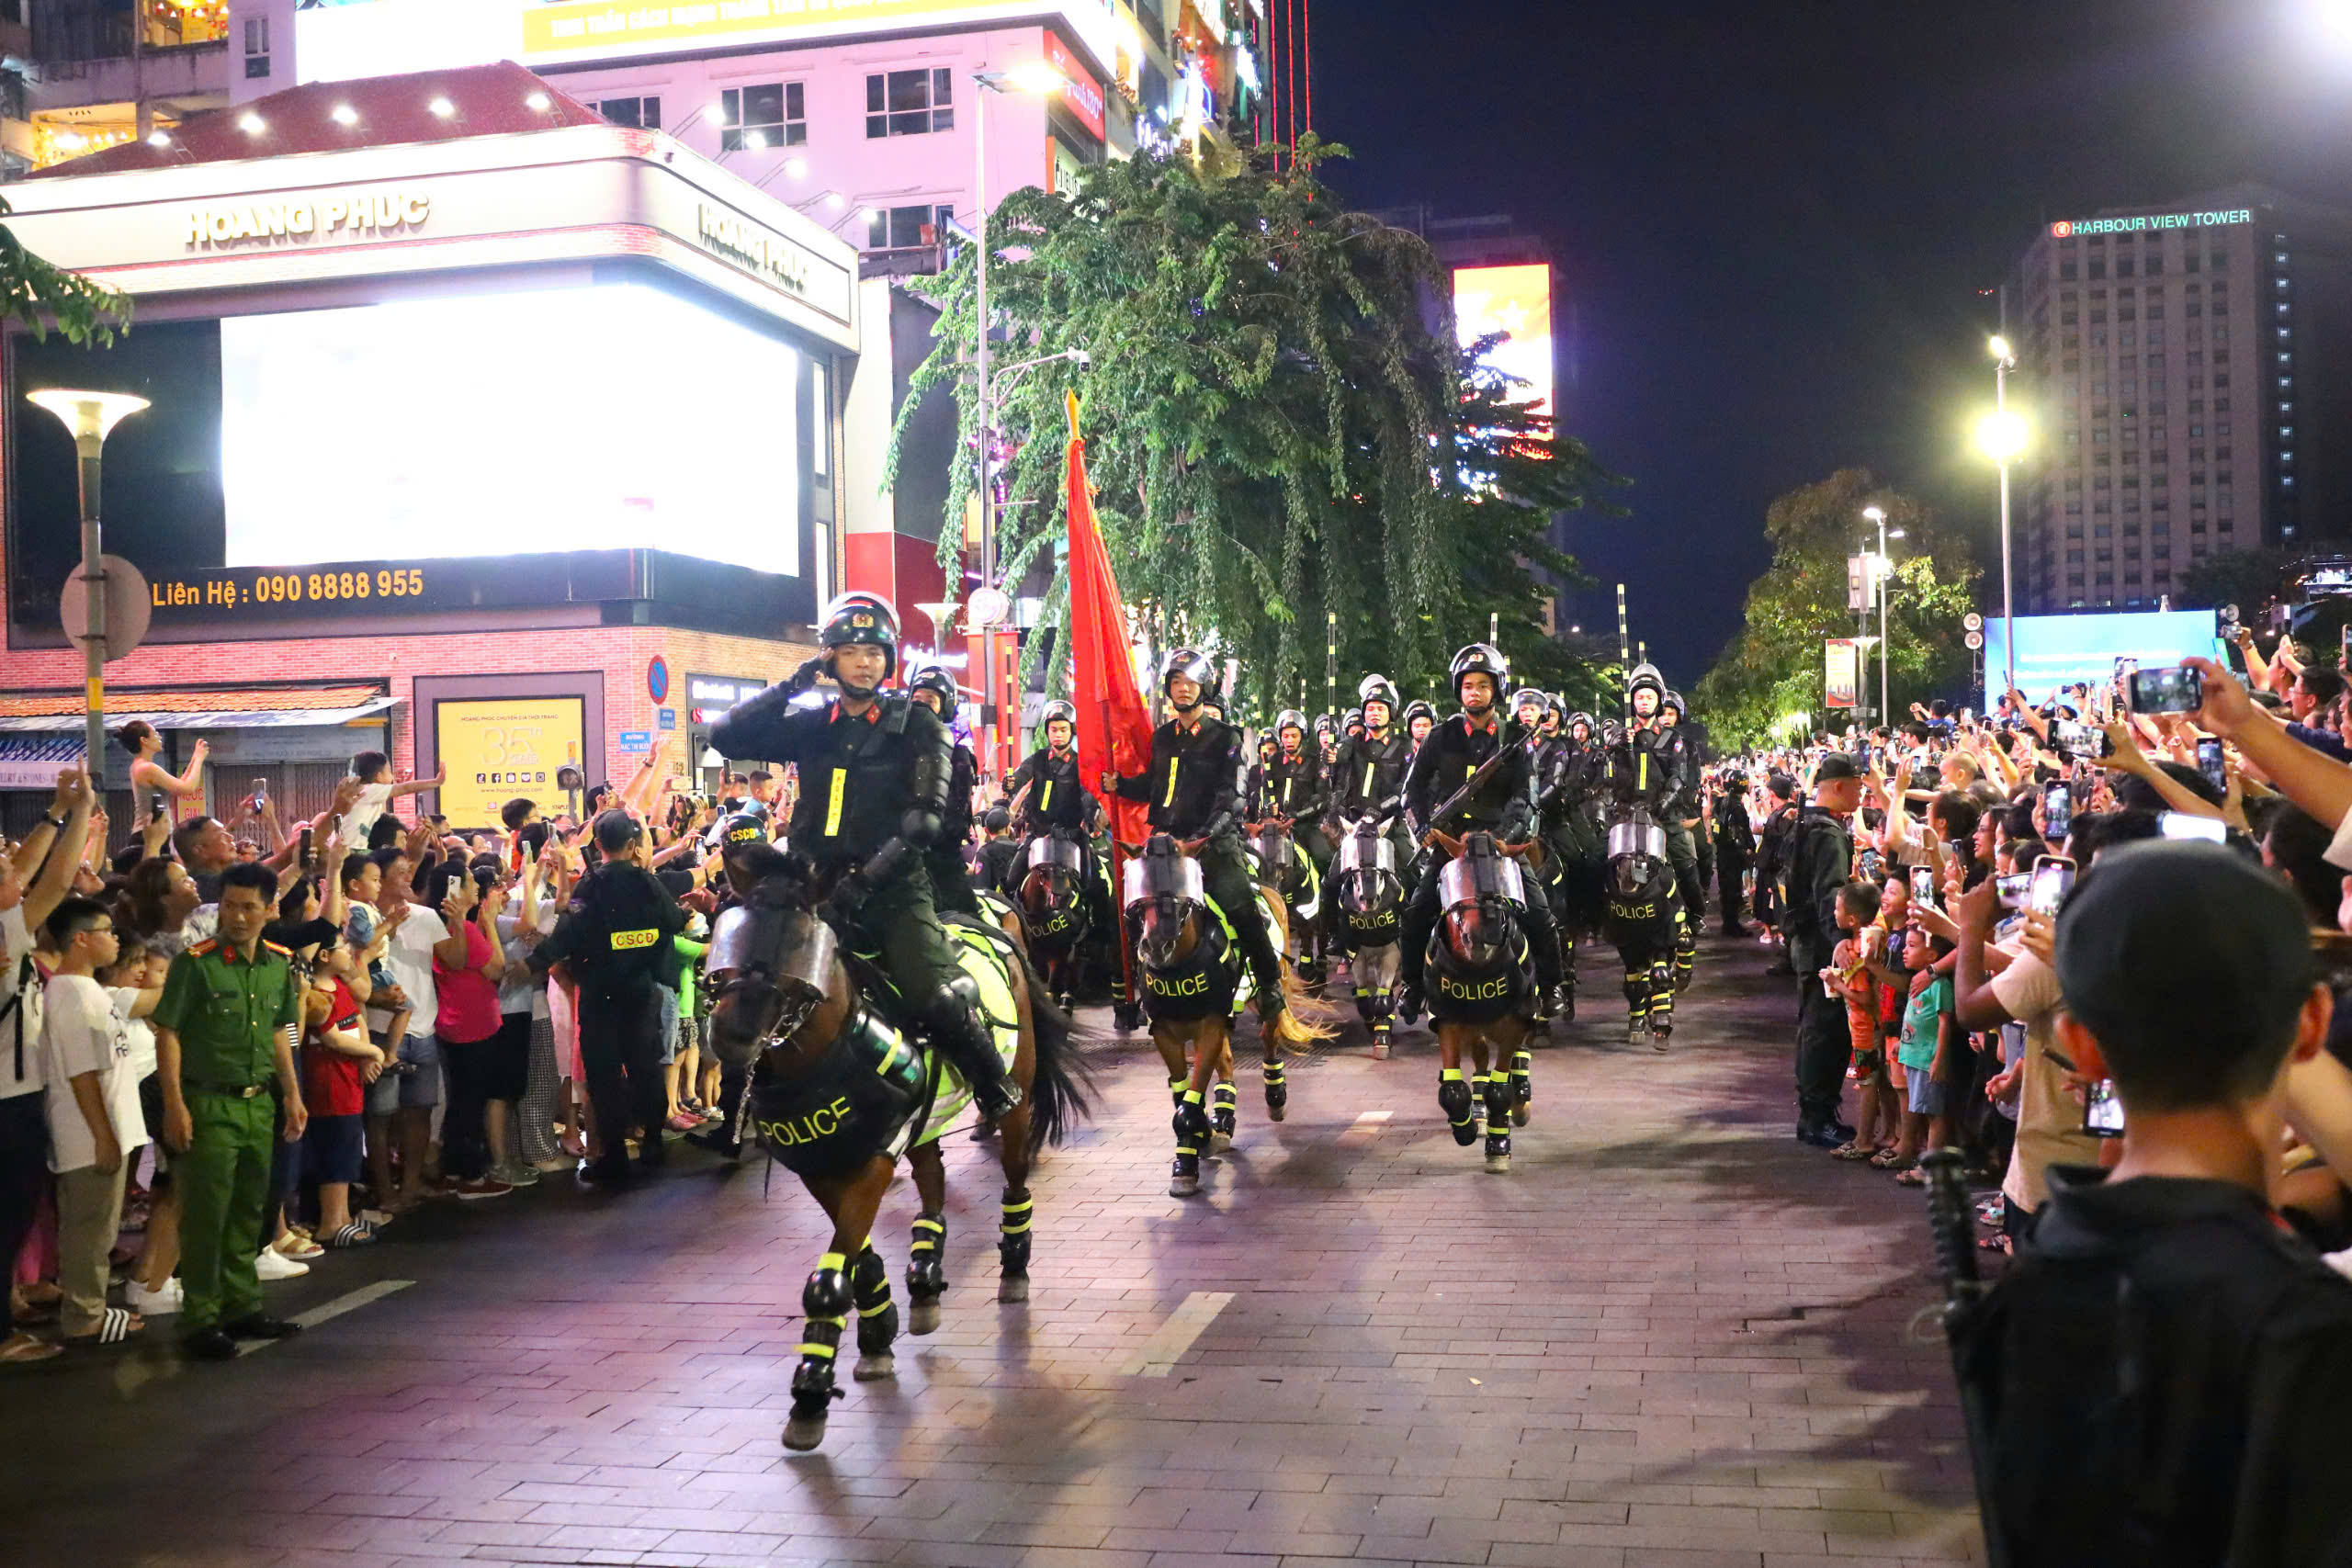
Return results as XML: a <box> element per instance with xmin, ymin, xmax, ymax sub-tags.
<box><xmin>3</xmin><ymin>937</ymin><xmax>1984</xmax><ymax>1568</ymax></box>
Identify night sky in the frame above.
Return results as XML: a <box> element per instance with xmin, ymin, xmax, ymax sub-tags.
<box><xmin>1316</xmin><ymin>0</ymin><xmax>2352</xmax><ymax>685</ymax></box>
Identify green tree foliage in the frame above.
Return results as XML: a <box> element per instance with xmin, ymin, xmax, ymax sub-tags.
<box><xmin>2173</xmin><ymin>544</ymin><xmax>2300</xmax><ymax>617</ymax></box>
<box><xmin>0</xmin><ymin>199</ymin><xmax>130</xmax><ymax>345</ymax></box>
<box><xmin>1694</xmin><ymin>469</ymin><xmax>1979</xmax><ymax>747</ymax></box>
<box><xmin>891</xmin><ymin>136</ymin><xmax>1622</xmax><ymax>720</ymax></box>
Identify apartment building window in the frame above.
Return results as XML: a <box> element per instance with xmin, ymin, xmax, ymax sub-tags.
<box><xmin>724</xmin><ymin>84</ymin><xmax>805</xmax><ymax>150</ymax></box>
<box><xmin>866</xmin><ymin>70</ymin><xmax>955</xmax><ymax>138</ymax></box>
<box><xmin>595</xmin><ymin>96</ymin><xmax>661</xmax><ymax>130</ymax></box>
<box><xmin>243</xmin><ymin>16</ymin><xmax>269</xmax><ymax>78</ymax></box>
<box><xmin>867</xmin><ymin>203</ymin><xmax>958</xmax><ymax>250</ymax></box>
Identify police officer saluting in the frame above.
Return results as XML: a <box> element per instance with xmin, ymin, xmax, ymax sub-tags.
<box><xmin>1105</xmin><ymin>650</ymin><xmax>1287</xmax><ymax>1022</ymax></box>
<box><xmin>710</xmin><ymin>592</ymin><xmax>1022</xmax><ymax>1122</ymax></box>
<box><xmin>534</xmin><ymin>809</ymin><xmax>687</xmax><ymax>1182</ymax></box>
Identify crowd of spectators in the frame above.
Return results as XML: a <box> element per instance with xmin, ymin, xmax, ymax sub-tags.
<box><xmin>0</xmin><ymin>740</ymin><xmax>775</xmax><ymax>1362</ymax></box>
<box><xmin>1729</xmin><ymin>642</ymin><xmax>2352</xmax><ymax>1559</ymax></box>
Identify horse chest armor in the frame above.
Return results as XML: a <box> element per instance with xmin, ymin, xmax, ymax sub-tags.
<box><xmin>1425</xmin><ymin>920</ymin><xmax>1529</xmax><ymax>1025</ymax></box>
<box><xmin>748</xmin><ymin>1005</ymin><xmax>926</xmax><ymax>1180</ymax></box>
<box><xmin>1141</xmin><ymin>920</ymin><xmax>1238</xmax><ymax>1022</ymax></box>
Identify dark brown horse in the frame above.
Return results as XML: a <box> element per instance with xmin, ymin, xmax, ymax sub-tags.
<box><xmin>706</xmin><ymin>866</ymin><xmax>1088</xmax><ymax>1452</ymax></box>
<box><xmin>1421</xmin><ymin>830</ymin><xmax>1541</xmax><ymax>1171</ymax></box>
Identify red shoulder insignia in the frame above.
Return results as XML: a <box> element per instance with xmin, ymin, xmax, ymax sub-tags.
<box><xmin>262</xmin><ymin>941</ymin><xmax>292</xmax><ymax>957</ymax></box>
<box><xmin>188</xmin><ymin>940</ymin><xmax>219</xmax><ymax>956</ymax></box>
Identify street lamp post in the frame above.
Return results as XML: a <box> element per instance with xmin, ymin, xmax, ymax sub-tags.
<box><xmin>970</xmin><ymin>62</ymin><xmax>1066</xmax><ymax>777</ymax></box>
<box><xmin>1978</xmin><ymin>336</ymin><xmax>2029</xmax><ymax>701</ymax></box>
<box><xmin>1860</xmin><ymin>506</ymin><xmax>1905</xmax><ymax>730</ymax></box>
<box><xmin>28</xmin><ymin>389</ymin><xmax>149</xmax><ymax>792</ymax></box>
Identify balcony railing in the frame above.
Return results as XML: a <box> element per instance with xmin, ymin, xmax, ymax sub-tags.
<box><xmin>32</xmin><ymin>12</ymin><xmax>227</xmax><ymax>67</ymax></box>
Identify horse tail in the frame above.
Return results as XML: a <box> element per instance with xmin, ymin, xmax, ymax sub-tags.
<box><xmin>1272</xmin><ymin>961</ymin><xmax>1343</xmax><ymax>1050</ymax></box>
<box><xmin>1013</xmin><ymin>947</ymin><xmax>1093</xmax><ymax>1153</ymax></box>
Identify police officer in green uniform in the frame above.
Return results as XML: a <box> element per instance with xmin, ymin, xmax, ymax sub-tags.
<box><xmin>153</xmin><ymin>861</ymin><xmax>308</xmax><ymax>1360</ymax></box>
<box><xmin>905</xmin><ymin>665</ymin><xmax>980</xmax><ymax>919</ymax></box>
<box><xmin>535</xmin><ymin>810</ymin><xmax>688</xmax><ymax>1181</ymax></box>
<box><xmin>711</xmin><ymin>592</ymin><xmax>1022</xmax><ymax>1122</ymax></box>
<box><xmin>1105</xmin><ymin>649</ymin><xmax>1286</xmax><ymax>1021</ymax></box>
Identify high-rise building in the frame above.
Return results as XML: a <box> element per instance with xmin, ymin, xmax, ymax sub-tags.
<box><xmin>2009</xmin><ymin>184</ymin><xmax>2352</xmax><ymax>614</ymax></box>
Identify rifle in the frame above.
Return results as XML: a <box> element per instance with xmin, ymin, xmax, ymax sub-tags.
<box><xmin>1421</xmin><ymin>739</ymin><xmax>1519</xmax><ymax>840</ymax></box>
<box><xmin>1922</xmin><ymin>1148</ymin><xmax>2009</xmax><ymax>1568</ymax></box>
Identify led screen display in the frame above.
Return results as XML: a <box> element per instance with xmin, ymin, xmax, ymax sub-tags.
<box><xmin>219</xmin><ymin>282</ymin><xmax>797</xmax><ymax>576</ymax></box>
<box><xmin>1980</xmin><ymin>609</ymin><xmax>2225</xmax><ymax>700</ymax></box>
<box><xmin>1453</xmin><ymin>263</ymin><xmax>1554</xmax><ymax>414</ymax></box>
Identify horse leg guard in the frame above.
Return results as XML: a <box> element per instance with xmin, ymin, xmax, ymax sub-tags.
<box><xmin>1511</xmin><ymin>1047</ymin><xmax>1533</xmax><ymax>1123</ymax></box>
<box><xmin>1556</xmin><ymin>954</ymin><xmax>1577</xmax><ymax>1023</ymax></box>
<box><xmin>1624</xmin><ymin>968</ymin><xmax>1650</xmax><ymax>1043</ymax></box>
<box><xmin>1210</xmin><ymin>1081</ymin><xmax>1238</xmax><ymax>1145</ymax></box>
<box><xmin>1261</xmin><ymin>1055</ymin><xmax>1288</xmax><ymax>1122</ymax></box>
<box><xmin>1482</xmin><ymin>1071</ymin><xmax>1513</xmax><ymax>1170</ymax></box>
<box><xmin>1673</xmin><ymin>920</ymin><xmax>1696</xmax><ymax>994</ymax></box>
<box><xmin>852</xmin><ymin>1246</ymin><xmax>899</xmax><ymax>1382</ymax></box>
<box><xmin>783</xmin><ymin>1256</ymin><xmax>851</xmax><ymax>1450</ymax></box>
<box><xmin>1170</xmin><ymin>1089</ymin><xmax>1207</xmax><ymax>1197</ymax></box>
<box><xmin>1169</xmin><ymin>1076</ymin><xmax>1188</xmax><ymax>1110</ymax></box>
<box><xmin>905</xmin><ymin>1213</ymin><xmax>947</xmax><ymax>1336</ymax></box>
<box><xmin>1649</xmin><ymin>964</ymin><xmax>1676</xmax><ymax>1052</ymax></box>
<box><xmin>1440</xmin><ymin>1067</ymin><xmax>1478</xmax><ymax>1147</ymax></box>
<box><xmin>998</xmin><ymin>1190</ymin><xmax>1033</xmax><ymax>1302</ymax></box>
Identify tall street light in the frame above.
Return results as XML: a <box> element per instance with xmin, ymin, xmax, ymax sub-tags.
<box><xmin>28</xmin><ymin>389</ymin><xmax>149</xmax><ymax>791</ymax></box>
<box><xmin>970</xmin><ymin>61</ymin><xmax>1066</xmax><ymax>776</ymax></box>
<box><xmin>1977</xmin><ymin>334</ymin><xmax>2029</xmax><ymax>700</ymax></box>
<box><xmin>1861</xmin><ymin>505</ymin><xmax>1905</xmax><ymax>729</ymax></box>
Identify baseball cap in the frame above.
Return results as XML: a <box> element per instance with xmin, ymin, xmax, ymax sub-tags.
<box><xmin>2055</xmin><ymin>840</ymin><xmax>2316</xmax><ymax>1098</ymax></box>
<box><xmin>1814</xmin><ymin>752</ymin><xmax>1863</xmax><ymax>783</ymax></box>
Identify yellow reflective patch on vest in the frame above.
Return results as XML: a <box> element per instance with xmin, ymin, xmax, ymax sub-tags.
<box><xmin>1363</xmin><ymin>762</ymin><xmax>1376</xmax><ymax>796</ymax></box>
<box><xmin>824</xmin><ymin>768</ymin><xmax>847</xmax><ymax>836</ymax></box>
<box><xmin>610</xmin><ymin>929</ymin><xmax>658</xmax><ymax>951</ymax></box>
<box><xmin>1038</xmin><ymin>780</ymin><xmax>1053</xmax><ymax>812</ymax></box>
<box><xmin>1639</xmin><ymin>752</ymin><xmax>1649</xmax><ymax>792</ymax></box>
<box><xmin>1163</xmin><ymin>758</ymin><xmax>1181</xmax><ymax>807</ymax></box>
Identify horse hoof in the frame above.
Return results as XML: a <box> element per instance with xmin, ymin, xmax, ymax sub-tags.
<box><xmin>1485</xmin><ymin>1151</ymin><xmax>1511</xmax><ymax>1173</ymax></box>
<box><xmin>782</xmin><ymin>1414</ymin><xmax>830</xmax><ymax>1451</ymax></box>
<box><xmin>908</xmin><ymin>1299</ymin><xmax>941</xmax><ymax>1337</ymax></box>
<box><xmin>1170</xmin><ymin>1156</ymin><xmax>1201</xmax><ymax>1197</ymax></box>
<box><xmin>1652</xmin><ymin>1032</ymin><xmax>1671</xmax><ymax>1054</ymax></box>
<box><xmin>1370</xmin><ymin>1032</ymin><xmax>1390</xmax><ymax>1061</ymax></box>
<box><xmin>1209</xmin><ymin>1127</ymin><xmax>1232</xmax><ymax>1152</ymax></box>
<box><xmin>998</xmin><ymin>1275</ymin><xmax>1030</xmax><ymax>1303</ymax></box>
<box><xmin>854</xmin><ymin>1352</ymin><xmax>896</xmax><ymax>1383</ymax></box>
<box><xmin>1512</xmin><ymin>1104</ymin><xmax>1531</xmax><ymax>1128</ymax></box>
<box><xmin>1264</xmin><ymin>1099</ymin><xmax>1286</xmax><ymax>1123</ymax></box>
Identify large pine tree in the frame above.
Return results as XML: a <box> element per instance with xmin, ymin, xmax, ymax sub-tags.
<box><xmin>892</xmin><ymin>136</ymin><xmax>1621</xmax><ymax>717</ymax></box>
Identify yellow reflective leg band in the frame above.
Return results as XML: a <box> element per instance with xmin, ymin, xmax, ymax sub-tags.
<box><xmin>797</xmin><ymin>1340</ymin><xmax>839</xmax><ymax>1359</ymax></box>
<box><xmin>1164</xmin><ymin>759</ymin><xmax>1181</xmax><ymax>807</ymax></box>
<box><xmin>1441</xmin><ymin>1066</ymin><xmax>1464</xmax><ymax>1080</ymax></box>
<box><xmin>824</xmin><ymin>768</ymin><xmax>847</xmax><ymax>836</ymax></box>
<box><xmin>1001</xmin><ymin>1198</ymin><xmax>1034</xmax><ymax>1235</ymax></box>
<box><xmin>820</xmin><ymin>1250</ymin><xmax>846</xmax><ymax>1269</ymax></box>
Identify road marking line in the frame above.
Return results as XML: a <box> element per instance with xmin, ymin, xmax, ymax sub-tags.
<box><xmin>1337</xmin><ymin>1110</ymin><xmax>1391</xmax><ymax>1147</ymax></box>
<box><xmin>237</xmin><ymin>1280</ymin><xmax>413</xmax><ymax>1356</ymax></box>
<box><xmin>1118</xmin><ymin>1290</ymin><xmax>1233</xmax><ymax>1378</ymax></box>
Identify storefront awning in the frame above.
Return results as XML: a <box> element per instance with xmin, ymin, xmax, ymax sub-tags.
<box><xmin>0</xmin><ymin>684</ymin><xmax>396</xmax><ymax>734</ymax></box>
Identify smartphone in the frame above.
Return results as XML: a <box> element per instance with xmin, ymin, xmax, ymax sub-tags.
<box><xmin>148</xmin><ymin>792</ymin><xmax>167</xmax><ymax>820</ymax></box>
<box><xmin>251</xmin><ymin>776</ymin><xmax>267</xmax><ymax>804</ymax></box>
<box><xmin>2030</xmin><ymin>853</ymin><xmax>2075</xmax><ymax>915</ymax></box>
<box><xmin>2043</xmin><ymin>781</ymin><xmax>2074</xmax><ymax>840</ymax></box>
<box><xmin>2197</xmin><ymin>736</ymin><xmax>2226</xmax><ymax>795</ymax></box>
<box><xmin>2083</xmin><ymin>1077</ymin><xmax>2126</xmax><ymax>1139</ymax></box>
<box><xmin>1996</xmin><ymin>871</ymin><xmax>2030</xmax><ymax>910</ymax></box>
<box><xmin>2128</xmin><ymin>665</ymin><xmax>2204</xmax><ymax>715</ymax></box>
<box><xmin>1910</xmin><ymin>866</ymin><xmax>1935</xmax><ymax>907</ymax></box>
<box><xmin>2159</xmin><ymin>811</ymin><xmax>2227</xmax><ymax>843</ymax></box>
<box><xmin>1856</xmin><ymin>848</ymin><xmax>1884</xmax><ymax>882</ymax></box>
<box><xmin>298</xmin><ymin>823</ymin><xmax>313</xmax><ymax>870</ymax></box>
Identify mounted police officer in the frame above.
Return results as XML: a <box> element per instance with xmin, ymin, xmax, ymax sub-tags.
<box><xmin>533</xmin><ymin>809</ymin><xmax>689</xmax><ymax>1182</ymax></box>
<box><xmin>1329</xmin><ymin>674</ymin><xmax>1416</xmax><ymax>867</ymax></box>
<box><xmin>1256</xmin><ymin>708</ymin><xmax>1332</xmax><ymax>868</ymax></box>
<box><xmin>1402</xmin><ymin>699</ymin><xmax>1438</xmax><ymax>760</ymax></box>
<box><xmin>905</xmin><ymin>665</ymin><xmax>980</xmax><ymax>918</ymax></box>
<box><xmin>1658</xmin><ymin>689</ymin><xmax>1709</xmax><ymax>928</ymax></box>
<box><xmin>708</xmin><ymin>592</ymin><xmax>1022</xmax><ymax>1123</ymax></box>
<box><xmin>1105</xmin><ymin>649</ymin><xmax>1286</xmax><ymax>1024</ymax></box>
<box><xmin>1618</xmin><ymin>665</ymin><xmax>1698</xmax><ymax>914</ymax></box>
<box><xmin>1006</xmin><ymin>697</ymin><xmax>1111</xmax><ymax>928</ymax></box>
<box><xmin>1396</xmin><ymin>645</ymin><xmax>1564</xmax><ymax>1022</ymax></box>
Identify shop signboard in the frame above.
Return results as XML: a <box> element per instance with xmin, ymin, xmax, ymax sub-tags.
<box><xmin>1824</xmin><ymin>639</ymin><xmax>1859</xmax><ymax>710</ymax></box>
<box><xmin>435</xmin><ymin>695</ymin><xmax>585</xmax><ymax>828</ymax></box>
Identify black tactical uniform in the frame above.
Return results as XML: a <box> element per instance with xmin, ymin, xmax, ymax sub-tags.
<box><xmin>534</xmin><ymin>817</ymin><xmax>688</xmax><ymax>1179</ymax></box>
<box><xmin>1109</xmin><ymin>651</ymin><xmax>1285</xmax><ymax>1009</ymax></box>
<box><xmin>905</xmin><ymin>667</ymin><xmax>979</xmax><ymax>919</ymax></box>
<box><xmin>1712</xmin><ymin>773</ymin><xmax>1755</xmax><ymax>935</ymax></box>
<box><xmin>1329</xmin><ymin>724</ymin><xmax>1416</xmax><ymax>867</ymax></box>
<box><xmin>1396</xmin><ymin>646</ymin><xmax>1563</xmax><ymax>1016</ymax></box>
<box><xmin>1258</xmin><ymin>743</ymin><xmax>1332</xmax><ymax>866</ymax></box>
<box><xmin>1008</xmin><ymin>719</ymin><xmax>1111</xmax><ymax>934</ymax></box>
<box><xmin>711</xmin><ymin>595</ymin><xmax>1021</xmax><ymax>1122</ymax></box>
<box><xmin>1781</xmin><ymin>769</ymin><xmax>1856</xmax><ymax>1140</ymax></box>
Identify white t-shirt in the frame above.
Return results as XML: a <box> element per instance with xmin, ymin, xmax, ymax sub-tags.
<box><xmin>380</xmin><ymin>901</ymin><xmax>447</xmax><ymax>1036</ymax></box>
<box><xmin>40</xmin><ymin>972</ymin><xmax>143</xmax><ymax>1172</ymax></box>
<box><xmin>1989</xmin><ymin>950</ymin><xmax>2101</xmax><ymax>1213</ymax></box>
<box><xmin>496</xmin><ymin>899</ymin><xmax>551</xmax><ymax>1020</ymax></box>
<box><xmin>112</xmin><ymin>987</ymin><xmax>158</xmax><ymax>1080</ymax></box>
<box><xmin>0</xmin><ymin>906</ymin><xmax>43</xmax><ymax>1101</ymax></box>
<box><xmin>340</xmin><ymin>782</ymin><xmax>395</xmax><ymax>851</ymax></box>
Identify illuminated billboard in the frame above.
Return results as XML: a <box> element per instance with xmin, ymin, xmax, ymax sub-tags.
<box><xmin>435</xmin><ymin>696</ymin><xmax>585</xmax><ymax>829</ymax></box>
<box><xmin>1453</xmin><ymin>263</ymin><xmax>1554</xmax><ymax>415</ymax></box>
<box><xmin>1980</xmin><ymin>610</ymin><xmax>2225</xmax><ymax>700</ymax></box>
